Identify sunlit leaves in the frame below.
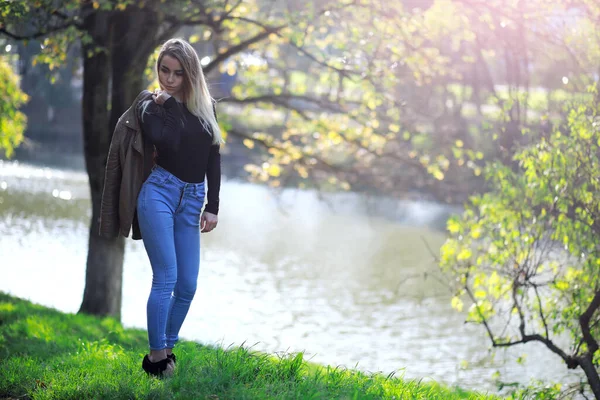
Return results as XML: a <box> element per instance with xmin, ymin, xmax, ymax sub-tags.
<box><xmin>0</xmin><ymin>57</ymin><xmax>28</xmax><ymax>158</ymax></box>
<box><xmin>451</xmin><ymin>296</ymin><xmax>464</xmax><ymax>312</ymax></box>
<box><xmin>440</xmin><ymin>93</ymin><xmax>600</xmax><ymax>367</ymax></box>
<box><xmin>0</xmin><ymin>1</ymin><xmax>27</xmax><ymax>19</ymax></box>
<box><xmin>5</xmin><ymin>0</ymin><xmax>599</xmax><ymax>208</ymax></box>
<box><xmin>243</xmin><ymin>138</ymin><xmax>255</xmax><ymax>149</ymax></box>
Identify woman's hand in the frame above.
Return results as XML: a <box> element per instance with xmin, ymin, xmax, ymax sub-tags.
<box><xmin>152</xmin><ymin>89</ymin><xmax>171</xmax><ymax>105</ymax></box>
<box><xmin>201</xmin><ymin>211</ymin><xmax>218</xmax><ymax>233</ymax></box>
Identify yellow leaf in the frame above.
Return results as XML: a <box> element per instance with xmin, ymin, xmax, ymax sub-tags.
<box><xmin>455</xmin><ymin>139</ymin><xmax>464</xmax><ymax>148</ymax></box>
<box><xmin>388</xmin><ymin>124</ymin><xmax>400</xmax><ymax>133</ymax></box>
<box><xmin>474</xmin><ymin>290</ymin><xmax>487</xmax><ymax>299</ymax></box>
<box><xmin>457</xmin><ymin>248</ymin><xmax>472</xmax><ymax>261</ymax></box>
<box><xmin>93</xmin><ymin>1</ymin><xmax>99</xmax><ymax>9</ymax></box>
<box><xmin>226</xmin><ymin>62</ymin><xmax>236</xmax><ymax>76</ymax></box>
<box><xmin>296</xmin><ymin>166</ymin><xmax>309</xmax><ymax>179</ymax></box>
<box><xmin>367</xmin><ymin>98</ymin><xmax>376</xmax><ymax>110</ymax></box>
<box><xmin>267</xmin><ymin>164</ymin><xmax>281</xmax><ymax>177</ymax></box>
<box><xmin>328</xmin><ymin>131</ymin><xmax>342</xmax><ymax>144</ymax></box>
<box><xmin>447</xmin><ymin>218</ymin><xmax>460</xmax><ymax>234</ymax></box>
<box><xmin>189</xmin><ymin>34</ymin><xmax>200</xmax><ymax>44</ymax></box>
<box><xmin>488</xmin><ymin>271</ymin><xmax>500</xmax><ymax>287</ymax></box>
<box><xmin>243</xmin><ymin>139</ymin><xmax>254</xmax><ymax>149</ymax></box>
<box><xmin>451</xmin><ymin>296</ymin><xmax>463</xmax><ymax>312</ymax></box>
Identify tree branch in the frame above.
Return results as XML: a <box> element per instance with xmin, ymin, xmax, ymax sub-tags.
<box><xmin>227</xmin><ymin>128</ymin><xmax>350</xmax><ymax>176</ymax></box>
<box><xmin>203</xmin><ymin>24</ymin><xmax>286</xmax><ymax>75</ymax></box>
<box><xmin>463</xmin><ymin>270</ymin><xmax>578</xmax><ymax>368</ymax></box>
<box><xmin>222</xmin><ymin>15</ymin><xmax>359</xmax><ymax>79</ymax></box>
<box><xmin>580</xmin><ymin>291</ymin><xmax>600</xmax><ymax>355</ymax></box>
<box><xmin>0</xmin><ymin>22</ymin><xmax>78</xmax><ymax>40</ymax></box>
<box><xmin>533</xmin><ymin>284</ymin><xmax>550</xmax><ymax>339</ymax></box>
<box><xmin>221</xmin><ymin>95</ymin><xmax>310</xmax><ymax>120</ymax></box>
<box><xmin>219</xmin><ymin>94</ymin><xmax>345</xmax><ymax>114</ymax></box>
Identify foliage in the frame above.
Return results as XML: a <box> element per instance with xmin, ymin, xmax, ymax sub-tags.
<box><xmin>0</xmin><ymin>56</ymin><xmax>28</xmax><ymax>158</ymax></box>
<box><xmin>2</xmin><ymin>0</ymin><xmax>600</xmax><ymax>202</ymax></box>
<box><xmin>0</xmin><ymin>292</ymin><xmax>500</xmax><ymax>400</ymax></box>
<box><xmin>440</xmin><ymin>89</ymin><xmax>600</xmax><ymax>396</ymax></box>
<box><xmin>504</xmin><ymin>382</ymin><xmax>564</xmax><ymax>400</ymax></box>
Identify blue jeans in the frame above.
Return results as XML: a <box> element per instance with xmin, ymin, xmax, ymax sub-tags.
<box><xmin>137</xmin><ymin>165</ymin><xmax>205</xmax><ymax>350</ymax></box>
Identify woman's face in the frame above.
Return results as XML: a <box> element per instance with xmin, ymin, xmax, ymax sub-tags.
<box><xmin>158</xmin><ymin>55</ymin><xmax>184</xmax><ymax>99</ymax></box>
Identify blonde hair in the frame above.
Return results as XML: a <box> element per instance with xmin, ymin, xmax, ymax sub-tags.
<box><xmin>145</xmin><ymin>38</ymin><xmax>223</xmax><ymax>144</ymax></box>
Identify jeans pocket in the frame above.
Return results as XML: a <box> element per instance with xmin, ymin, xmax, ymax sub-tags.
<box><xmin>145</xmin><ymin>171</ymin><xmax>170</xmax><ymax>187</ymax></box>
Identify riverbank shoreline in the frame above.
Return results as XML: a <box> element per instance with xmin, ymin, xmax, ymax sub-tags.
<box><xmin>0</xmin><ymin>292</ymin><xmax>500</xmax><ymax>399</ymax></box>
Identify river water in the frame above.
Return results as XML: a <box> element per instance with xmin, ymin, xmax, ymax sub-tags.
<box><xmin>0</xmin><ymin>160</ymin><xmax>583</xmax><ymax>393</ymax></box>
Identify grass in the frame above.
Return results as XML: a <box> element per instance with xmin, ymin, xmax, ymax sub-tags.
<box><xmin>0</xmin><ymin>292</ymin><xmax>501</xmax><ymax>400</ymax></box>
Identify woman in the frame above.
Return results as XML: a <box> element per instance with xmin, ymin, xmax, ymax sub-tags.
<box><xmin>137</xmin><ymin>38</ymin><xmax>223</xmax><ymax>377</ymax></box>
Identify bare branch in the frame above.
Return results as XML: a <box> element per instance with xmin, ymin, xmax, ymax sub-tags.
<box><xmin>222</xmin><ymin>15</ymin><xmax>359</xmax><ymax>79</ymax></box>
<box><xmin>463</xmin><ymin>278</ymin><xmax>504</xmax><ymax>344</ymax></box>
<box><xmin>512</xmin><ymin>276</ymin><xmax>527</xmax><ymax>338</ymax></box>
<box><xmin>0</xmin><ymin>22</ymin><xmax>78</xmax><ymax>40</ymax></box>
<box><xmin>219</xmin><ymin>94</ymin><xmax>345</xmax><ymax>114</ymax></box>
<box><xmin>580</xmin><ymin>291</ymin><xmax>600</xmax><ymax>355</ymax></box>
<box><xmin>220</xmin><ymin>95</ymin><xmax>310</xmax><ymax>119</ymax></box>
<box><xmin>203</xmin><ymin>24</ymin><xmax>286</xmax><ymax>74</ymax></box>
<box><xmin>463</xmin><ymin>270</ymin><xmax>578</xmax><ymax>368</ymax></box>
<box><xmin>223</xmin><ymin>0</ymin><xmax>244</xmax><ymax>18</ymax></box>
<box><xmin>533</xmin><ymin>285</ymin><xmax>550</xmax><ymax>339</ymax></box>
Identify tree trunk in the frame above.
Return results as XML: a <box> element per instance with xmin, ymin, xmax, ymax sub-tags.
<box><xmin>580</xmin><ymin>354</ymin><xmax>600</xmax><ymax>399</ymax></box>
<box><xmin>79</xmin><ymin>7</ymin><xmax>172</xmax><ymax>320</ymax></box>
<box><xmin>109</xmin><ymin>9</ymin><xmax>161</xmax><ymax>130</ymax></box>
<box><xmin>79</xmin><ymin>9</ymin><xmax>125</xmax><ymax>319</ymax></box>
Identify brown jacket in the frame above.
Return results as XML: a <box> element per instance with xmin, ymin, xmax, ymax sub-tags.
<box><xmin>99</xmin><ymin>90</ymin><xmax>155</xmax><ymax>240</ymax></box>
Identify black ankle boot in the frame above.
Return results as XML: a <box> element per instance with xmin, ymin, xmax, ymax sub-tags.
<box><xmin>142</xmin><ymin>355</ymin><xmax>173</xmax><ymax>377</ymax></box>
<box><xmin>167</xmin><ymin>353</ymin><xmax>177</xmax><ymax>364</ymax></box>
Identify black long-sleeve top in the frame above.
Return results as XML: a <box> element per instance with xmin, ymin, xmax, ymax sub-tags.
<box><xmin>137</xmin><ymin>94</ymin><xmax>221</xmax><ymax>214</ymax></box>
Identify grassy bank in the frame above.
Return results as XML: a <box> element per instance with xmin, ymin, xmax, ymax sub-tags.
<box><xmin>0</xmin><ymin>293</ymin><xmax>499</xmax><ymax>399</ymax></box>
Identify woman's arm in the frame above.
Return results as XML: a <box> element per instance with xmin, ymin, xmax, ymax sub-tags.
<box><xmin>204</xmin><ymin>144</ymin><xmax>221</xmax><ymax>215</ymax></box>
